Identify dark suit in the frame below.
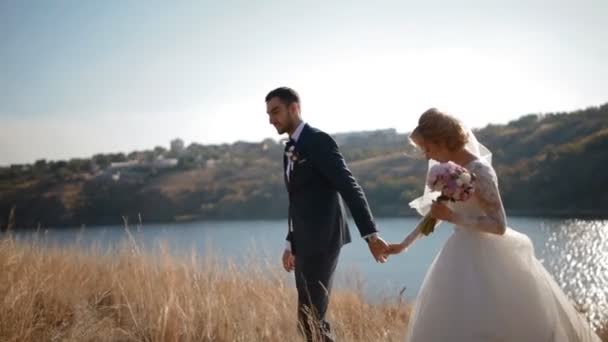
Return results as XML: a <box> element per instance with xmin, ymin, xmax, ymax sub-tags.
<box><xmin>283</xmin><ymin>124</ymin><xmax>377</xmax><ymax>341</ymax></box>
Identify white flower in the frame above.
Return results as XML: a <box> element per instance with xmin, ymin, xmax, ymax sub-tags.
<box><xmin>458</xmin><ymin>172</ymin><xmax>471</xmax><ymax>184</ymax></box>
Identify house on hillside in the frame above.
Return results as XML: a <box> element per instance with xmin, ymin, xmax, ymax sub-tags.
<box><xmin>110</xmin><ymin>156</ymin><xmax>177</xmax><ymax>170</ymax></box>
<box><xmin>109</xmin><ymin>160</ymin><xmax>139</xmax><ymax>169</ymax></box>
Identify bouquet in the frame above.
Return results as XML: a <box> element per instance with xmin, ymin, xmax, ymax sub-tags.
<box><xmin>418</xmin><ymin>161</ymin><xmax>476</xmax><ymax>235</ymax></box>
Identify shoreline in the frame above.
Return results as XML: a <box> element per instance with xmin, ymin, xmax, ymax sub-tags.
<box><xmin>4</xmin><ymin>212</ymin><xmax>607</xmax><ymax>230</ymax></box>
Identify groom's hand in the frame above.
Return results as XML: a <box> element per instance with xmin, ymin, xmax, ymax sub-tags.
<box><xmin>282</xmin><ymin>249</ymin><xmax>296</xmax><ymax>272</ymax></box>
<box><xmin>367</xmin><ymin>235</ymin><xmax>389</xmax><ymax>263</ymax></box>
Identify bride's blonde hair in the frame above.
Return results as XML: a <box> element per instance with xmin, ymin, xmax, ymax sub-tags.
<box><xmin>410</xmin><ymin>108</ymin><xmax>469</xmax><ymax>151</ymax></box>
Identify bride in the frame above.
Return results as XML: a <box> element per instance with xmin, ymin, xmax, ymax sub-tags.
<box><xmin>388</xmin><ymin>108</ymin><xmax>601</xmax><ymax>341</ymax></box>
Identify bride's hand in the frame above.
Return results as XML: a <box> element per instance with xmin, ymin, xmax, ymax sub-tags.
<box><xmin>430</xmin><ymin>201</ymin><xmax>455</xmax><ymax>223</ymax></box>
<box><xmin>386</xmin><ymin>243</ymin><xmax>406</xmax><ymax>255</ymax></box>
<box><xmin>387</xmin><ymin>225</ymin><xmax>423</xmax><ymax>255</ymax></box>
<box><xmin>387</xmin><ymin>232</ymin><xmax>418</xmax><ymax>255</ymax></box>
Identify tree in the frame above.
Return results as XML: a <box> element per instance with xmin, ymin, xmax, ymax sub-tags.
<box><xmin>154</xmin><ymin>146</ymin><xmax>168</xmax><ymax>157</ymax></box>
<box><xmin>92</xmin><ymin>154</ymin><xmax>111</xmax><ymax>169</ymax></box>
<box><xmin>34</xmin><ymin>159</ymin><xmax>47</xmax><ymax>170</ymax></box>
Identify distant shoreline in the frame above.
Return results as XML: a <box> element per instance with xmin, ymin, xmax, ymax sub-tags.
<box><xmin>4</xmin><ymin>212</ymin><xmax>606</xmax><ymax>231</ymax></box>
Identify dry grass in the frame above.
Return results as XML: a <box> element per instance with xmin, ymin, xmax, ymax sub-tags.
<box><xmin>0</xmin><ymin>233</ymin><xmax>410</xmax><ymax>342</ymax></box>
<box><xmin>1</xmin><ymin>232</ymin><xmax>606</xmax><ymax>342</ymax></box>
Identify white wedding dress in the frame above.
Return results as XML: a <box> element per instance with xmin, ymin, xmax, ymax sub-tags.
<box><xmin>405</xmin><ymin>159</ymin><xmax>601</xmax><ymax>342</ymax></box>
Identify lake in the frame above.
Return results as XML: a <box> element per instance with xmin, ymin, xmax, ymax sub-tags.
<box><xmin>9</xmin><ymin>217</ymin><xmax>608</xmax><ymax>326</ymax></box>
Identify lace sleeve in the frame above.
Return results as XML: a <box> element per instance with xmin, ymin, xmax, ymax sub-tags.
<box><xmin>452</xmin><ymin>161</ymin><xmax>507</xmax><ymax>235</ymax></box>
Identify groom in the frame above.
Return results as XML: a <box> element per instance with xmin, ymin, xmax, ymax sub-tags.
<box><xmin>265</xmin><ymin>87</ymin><xmax>389</xmax><ymax>341</ymax></box>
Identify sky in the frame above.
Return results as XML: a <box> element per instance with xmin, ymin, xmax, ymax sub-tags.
<box><xmin>1</xmin><ymin>0</ymin><xmax>607</xmax><ymax>165</ymax></box>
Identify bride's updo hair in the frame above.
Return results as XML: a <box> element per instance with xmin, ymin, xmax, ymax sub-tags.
<box><xmin>410</xmin><ymin>108</ymin><xmax>469</xmax><ymax>151</ymax></box>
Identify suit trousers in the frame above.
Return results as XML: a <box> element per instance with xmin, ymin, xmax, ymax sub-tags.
<box><xmin>294</xmin><ymin>249</ymin><xmax>340</xmax><ymax>342</ymax></box>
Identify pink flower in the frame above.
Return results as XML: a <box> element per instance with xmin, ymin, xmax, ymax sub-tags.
<box><xmin>426</xmin><ymin>162</ymin><xmax>476</xmax><ymax>202</ymax></box>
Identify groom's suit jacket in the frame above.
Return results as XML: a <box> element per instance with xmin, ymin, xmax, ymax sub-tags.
<box><xmin>284</xmin><ymin>124</ymin><xmax>378</xmax><ymax>257</ymax></box>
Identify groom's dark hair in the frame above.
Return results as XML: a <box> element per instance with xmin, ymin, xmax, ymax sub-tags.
<box><xmin>265</xmin><ymin>87</ymin><xmax>300</xmax><ymax>106</ymax></box>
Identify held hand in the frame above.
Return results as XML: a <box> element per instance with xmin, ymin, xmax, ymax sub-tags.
<box><xmin>386</xmin><ymin>243</ymin><xmax>406</xmax><ymax>255</ymax></box>
<box><xmin>282</xmin><ymin>249</ymin><xmax>295</xmax><ymax>272</ymax></box>
<box><xmin>368</xmin><ymin>235</ymin><xmax>389</xmax><ymax>263</ymax></box>
<box><xmin>430</xmin><ymin>201</ymin><xmax>455</xmax><ymax>223</ymax></box>
<box><xmin>387</xmin><ymin>226</ymin><xmax>422</xmax><ymax>255</ymax></box>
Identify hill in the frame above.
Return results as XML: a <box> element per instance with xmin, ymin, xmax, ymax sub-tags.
<box><xmin>1</xmin><ymin>104</ymin><xmax>607</xmax><ymax>228</ymax></box>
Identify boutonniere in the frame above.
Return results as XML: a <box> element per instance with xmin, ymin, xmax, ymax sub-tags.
<box><xmin>285</xmin><ymin>145</ymin><xmax>300</xmax><ymax>162</ymax></box>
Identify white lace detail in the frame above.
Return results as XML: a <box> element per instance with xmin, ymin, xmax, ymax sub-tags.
<box><xmin>453</xmin><ymin>160</ymin><xmax>507</xmax><ymax>234</ymax></box>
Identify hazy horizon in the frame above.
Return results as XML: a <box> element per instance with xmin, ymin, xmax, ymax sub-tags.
<box><xmin>2</xmin><ymin>101</ymin><xmax>606</xmax><ymax>167</ymax></box>
<box><xmin>2</xmin><ymin>1</ymin><xmax>607</xmax><ymax>165</ymax></box>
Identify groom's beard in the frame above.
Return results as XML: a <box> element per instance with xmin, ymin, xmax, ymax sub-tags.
<box><xmin>276</xmin><ymin>114</ymin><xmax>296</xmax><ymax>135</ymax></box>
<box><xmin>275</xmin><ymin>125</ymin><xmax>287</xmax><ymax>134</ymax></box>
<box><xmin>285</xmin><ymin>112</ymin><xmax>301</xmax><ymax>134</ymax></box>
